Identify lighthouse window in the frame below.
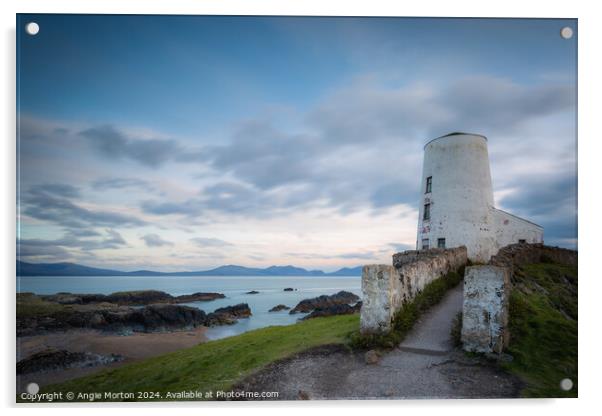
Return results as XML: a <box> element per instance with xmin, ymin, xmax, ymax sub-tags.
<box><xmin>425</xmin><ymin>176</ymin><xmax>432</xmax><ymax>193</ymax></box>
<box><xmin>422</xmin><ymin>239</ymin><xmax>430</xmax><ymax>250</ymax></box>
<box><xmin>437</xmin><ymin>238</ymin><xmax>446</xmax><ymax>248</ymax></box>
<box><xmin>423</xmin><ymin>203</ymin><xmax>431</xmax><ymax>220</ymax></box>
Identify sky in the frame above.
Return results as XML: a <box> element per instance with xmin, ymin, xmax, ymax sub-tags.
<box><xmin>16</xmin><ymin>15</ymin><xmax>577</xmax><ymax>272</ymax></box>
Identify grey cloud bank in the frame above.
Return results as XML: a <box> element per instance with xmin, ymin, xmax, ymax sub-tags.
<box><xmin>17</xmin><ymin>73</ymin><xmax>577</xmax><ymax>265</ymax></box>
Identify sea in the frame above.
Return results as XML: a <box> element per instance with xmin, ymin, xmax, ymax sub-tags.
<box><xmin>17</xmin><ymin>275</ymin><xmax>361</xmax><ymax>340</ymax></box>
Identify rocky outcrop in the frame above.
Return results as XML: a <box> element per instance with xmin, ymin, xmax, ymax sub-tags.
<box><xmin>289</xmin><ymin>291</ymin><xmax>360</xmax><ymax>314</ymax></box>
<box><xmin>205</xmin><ymin>303</ymin><xmax>252</xmax><ymax>327</ymax></box>
<box><xmin>283</xmin><ymin>288</ymin><xmax>295</xmax><ymax>292</ymax></box>
<box><xmin>173</xmin><ymin>292</ymin><xmax>226</xmax><ymax>303</ymax></box>
<box><xmin>17</xmin><ymin>348</ymin><xmax>121</xmax><ymax>374</ymax></box>
<box><xmin>489</xmin><ymin>243</ymin><xmax>578</xmax><ymax>277</ymax></box>
<box><xmin>246</xmin><ymin>291</ymin><xmax>260</xmax><ymax>295</ymax></box>
<box><xmin>120</xmin><ymin>304</ymin><xmax>209</xmax><ymax>332</ymax></box>
<box><xmin>301</xmin><ymin>302</ymin><xmax>362</xmax><ymax>320</ymax></box>
<box><xmin>39</xmin><ymin>290</ymin><xmax>225</xmax><ymax>306</ymax></box>
<box><xmin>269</xmin><ymin>304</ymin><xmax>290</xmax><ymax>312</ymax></box>
<box><xmin>18</xmin><ymin>303</ymin><xmax>209</xmax><ymax>335</ymax></box>
<box><xmin>17</xmin><ymin>294</ymin><xmax>249</xmax><ymax>335</ymax></box>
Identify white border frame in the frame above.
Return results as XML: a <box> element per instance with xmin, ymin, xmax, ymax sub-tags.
<box><xmin>3</xmin><ymin>1</ymin><xmax>600</xmax><ymax>415</ymax></box>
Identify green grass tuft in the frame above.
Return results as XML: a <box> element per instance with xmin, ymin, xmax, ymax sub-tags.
<box><xmin>17</xmin><ymin>293</ymin><xmax>67</xmax><ymax>319</ymax></box>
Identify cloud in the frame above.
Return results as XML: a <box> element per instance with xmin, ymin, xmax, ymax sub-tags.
<box><xmin>207</xmin><ymin>121</ymin><xmax>319</xmax><ymax>190</ymax></box>
<box><xmin>141</xmin><ymin>198</ymin><xmax>204</xmax><ymax>217</ymax></box>
<box><xmin>388</xmin><ymin>242</ymin><xmax>415</xmax><ymax>252</ymax></box>
<box><xmin>306</xmin><ymin>76</ymin><xmax>574</xmax><ymax>142</ymax></box>
<box><xmin>29</xmin><ymin>183</ymin><xmax>81</xmax><ymax>199</ymax></box>
<box><xmin>499</xmin><ymin>174</ymin><xmax>576</xmax><ymax>219</ymax></box>
<box><xmin>91</xmin><ymin>177</ymin><xmax>156</xmax><ymax>192</ymax></box>
<box><xmin>67</xmin><ymin>229</ymin><xmax>102</xmax><ymax>238</ymax></box>
<box><xmin>191</xmin><ymin>75</ymin><xmax>575</xmax><ymax>246</ymax></box>
<box><xmin>18</xmin><ymin>72</ymin><xmax>577</xmax><ymax>256</ymax></box>
<box><xmin>194</xmin><ymin>76</ymin><xmax>573</xmax><ymax>217</ymax></box>
<box><xmin>22</xmin><ymin>184</ymin><xmax>146</xmax><ymax>230</ymax></box>
<box><xmin>17</xmin><ymin>243</ymin><xmax>72</xmax><ymax>260</ymax></box>
<box><xmin>436</xmin><ymin>76</ymin><xmax>574</xmax><ymax>135</ymax></box>
<box><xmin>141</xmin><ymin>233</ymin><xmax>174</xmax><ymax>247</ymax></box>
<box><xmin>103</xmin><ymin>229</ymin><xmax>127</xmax><ymax>247</ymax></box>
<box><xmin>79</xmin><ymin>125</ymin><xmax>182</xmax><ymax>168</ymax></box>
<box><xmin>17</xmin><ymin>229</ymin><xmax>128</xmax><ymax>261</ymax></box>
<box><xmin>189</xmin><ymin>237</ymin><xmax>233</xmax><ymax>247</ymax></box>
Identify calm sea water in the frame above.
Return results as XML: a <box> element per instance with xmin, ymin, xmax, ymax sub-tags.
<box><xmin>17</xmin><ymin>275</ymin><xmax>361</xmax><ymax>340</ymax></box>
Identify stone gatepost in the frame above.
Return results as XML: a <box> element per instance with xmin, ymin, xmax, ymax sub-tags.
<box><xmin>360</xmin><ymin>265</ymin><xmax>397</xmax><ymax>334</ymax></box>
<box><xmin>461</xmin><ymin>266</ymin><xmax>511</xmax><ymax>353</ymax></box>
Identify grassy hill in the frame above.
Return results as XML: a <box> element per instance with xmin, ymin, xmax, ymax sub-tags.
<box><xmin>37</xmin><ymin>314</ymin><xmax>359</xmax><ymax>401</ymax></box>
<box><xmin>503</xmin><ymin>262</ymin><xmax>578</xmax><ymax>398</ymax></box>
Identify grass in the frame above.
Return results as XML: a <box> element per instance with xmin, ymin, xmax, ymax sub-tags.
<box><xmin>349</xmin><ymin>269</ymin><xmax>464</xmax><ymax>349</ymax></box>
<box><xmin>502</xmin><ymin>262</ymin><xmax>577</xmax><ymax>398</ymax></box>
<box><xmin>33</xmin><ymin>314</ymin><xmax>359</xmax><ymax>402</ymax></box>
<box><xmin>17</xmin><ymin>293</ymin><xmax>66</xmax><ymax>319</ymax></box>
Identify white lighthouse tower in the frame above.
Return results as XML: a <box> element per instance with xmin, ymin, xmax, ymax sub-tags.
<box><xmin>416</xmin><ymin>132</ymin><xmax>543</xmax><ymax>262</ymax></box>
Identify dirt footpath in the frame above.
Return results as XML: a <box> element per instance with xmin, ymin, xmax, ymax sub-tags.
<box><xmin>236</xmin><ymin>286</ymin><xmax>522</xmax><ymax>400</ymax></box>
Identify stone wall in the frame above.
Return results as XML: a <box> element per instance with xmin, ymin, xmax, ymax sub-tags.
<box><xmin>461</xmin><ymin>266</ymin><xmax>511</xmax><ymax>353</ymax></box>
<box><xmin>360</xmin><ymin>246</ymin><xmax>467</xmax><ymax>334</ymax></box>
<box><xmin>489</xmin><ymin>243</ymin><xmax>578</xmax><ymax>276</ymax></box>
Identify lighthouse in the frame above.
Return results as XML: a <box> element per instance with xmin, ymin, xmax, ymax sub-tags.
<box><xmin>416</xmin><ymin>132</ymin><xmax>543</xmax><ymax>262</ymax></box>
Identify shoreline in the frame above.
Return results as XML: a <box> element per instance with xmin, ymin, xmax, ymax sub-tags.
<box><xmin>17</xmin><ymin>327</ymin><xmax>208</xmax><ymax>392</ymax></box>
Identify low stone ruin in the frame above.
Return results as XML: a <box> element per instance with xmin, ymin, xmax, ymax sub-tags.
<box><xmin>360</xmin><ymin>246</ymin><xmax>467</xmax><ymax>334</ymax></box>
<box><xmin>461</xmin><ymin>266</ymin><xmax>511</xmax><ymax>353</ymax></box>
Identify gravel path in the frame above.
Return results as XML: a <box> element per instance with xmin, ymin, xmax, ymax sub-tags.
<box><xmin>235</xmin><ymin>285</ymin><xmax>522</xmax><ymax>400</ymax></box>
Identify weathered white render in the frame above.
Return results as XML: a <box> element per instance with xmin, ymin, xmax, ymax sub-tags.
<box><xmin>416</xmin><ymin>132</ymin><xmax>543</xmax><ymax>262</ymax></box>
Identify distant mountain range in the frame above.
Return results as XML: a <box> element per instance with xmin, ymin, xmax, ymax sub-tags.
<box><xmin>16</xmin><ymin>260</ymin><xmax>362</xmax><ymax>277</ymax></box>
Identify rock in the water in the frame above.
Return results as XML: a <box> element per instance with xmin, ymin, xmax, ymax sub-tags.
<box><xmin>365</xmin><ymin>350</ymin><xmax>380</xmax><ymax>365</ymax></box>
<box><xmin>300</xmin><ymin>302</ymin><xmax>362</xmax><ymax>320</ymax></box>
<box><xmin>269</xmin><ymin>304</ymin><xmax>290</xmax><ymax>312</ymax></box>
<box><xmin>174</xmin><ymin>292</ymin><xmax>225</xmax><ymax>302</ymax></box>
<box><xmin>17</xmin><ymin>348</ymin><xmax>121</xmax><ymax>374</ymax></box>
<box><xmin>283</xmin><ymin>288</ymin><xmax>295</xmax><ymax>292</ymax></box>
<box><xmin>205</xmin><ymin>303</ymin><xmax>252</xmax><ymax>326</ymax></box>
<box><xmin>289</xmin><ymin>291</ymin><xmax>360</xmax><ymax>314</ymax></box>
<box><xmin>246</xmin><ymin>291</ymin><xmax>260</xmax><ymax>295</ymax></box>
<box><xmin>40</xmin><ymin>290</ymin><xmax>225</xmax><ymax>306</ymax></box>
<box><xmin>17</xmin><ymin>300</ymin><xmax>209</xmax><ymax>335</ymax></box>
<box><xmin>102</xmin><ymin>304</ymin><xmax>208</xmax><ymax>332</ymax></box>
<box><xmin>17</xmin><ymin>293</ymin><xmax>245</xmax><ymax>335</ymax></box>
<box><xmin>214</xmin><ymin>303</ymin><xmax>252</xmax><ymax>318</ymax></box>
<box><xmin>98</xmin><ymin>290</ymin><xmax>173</xmax><ymax>305</ymax></box>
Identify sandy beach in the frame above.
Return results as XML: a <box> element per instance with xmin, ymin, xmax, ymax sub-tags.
<box><xmin>17</xmin><ymin>327</ymin><xmax>207</xmax><ymax>392</ymax></box>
